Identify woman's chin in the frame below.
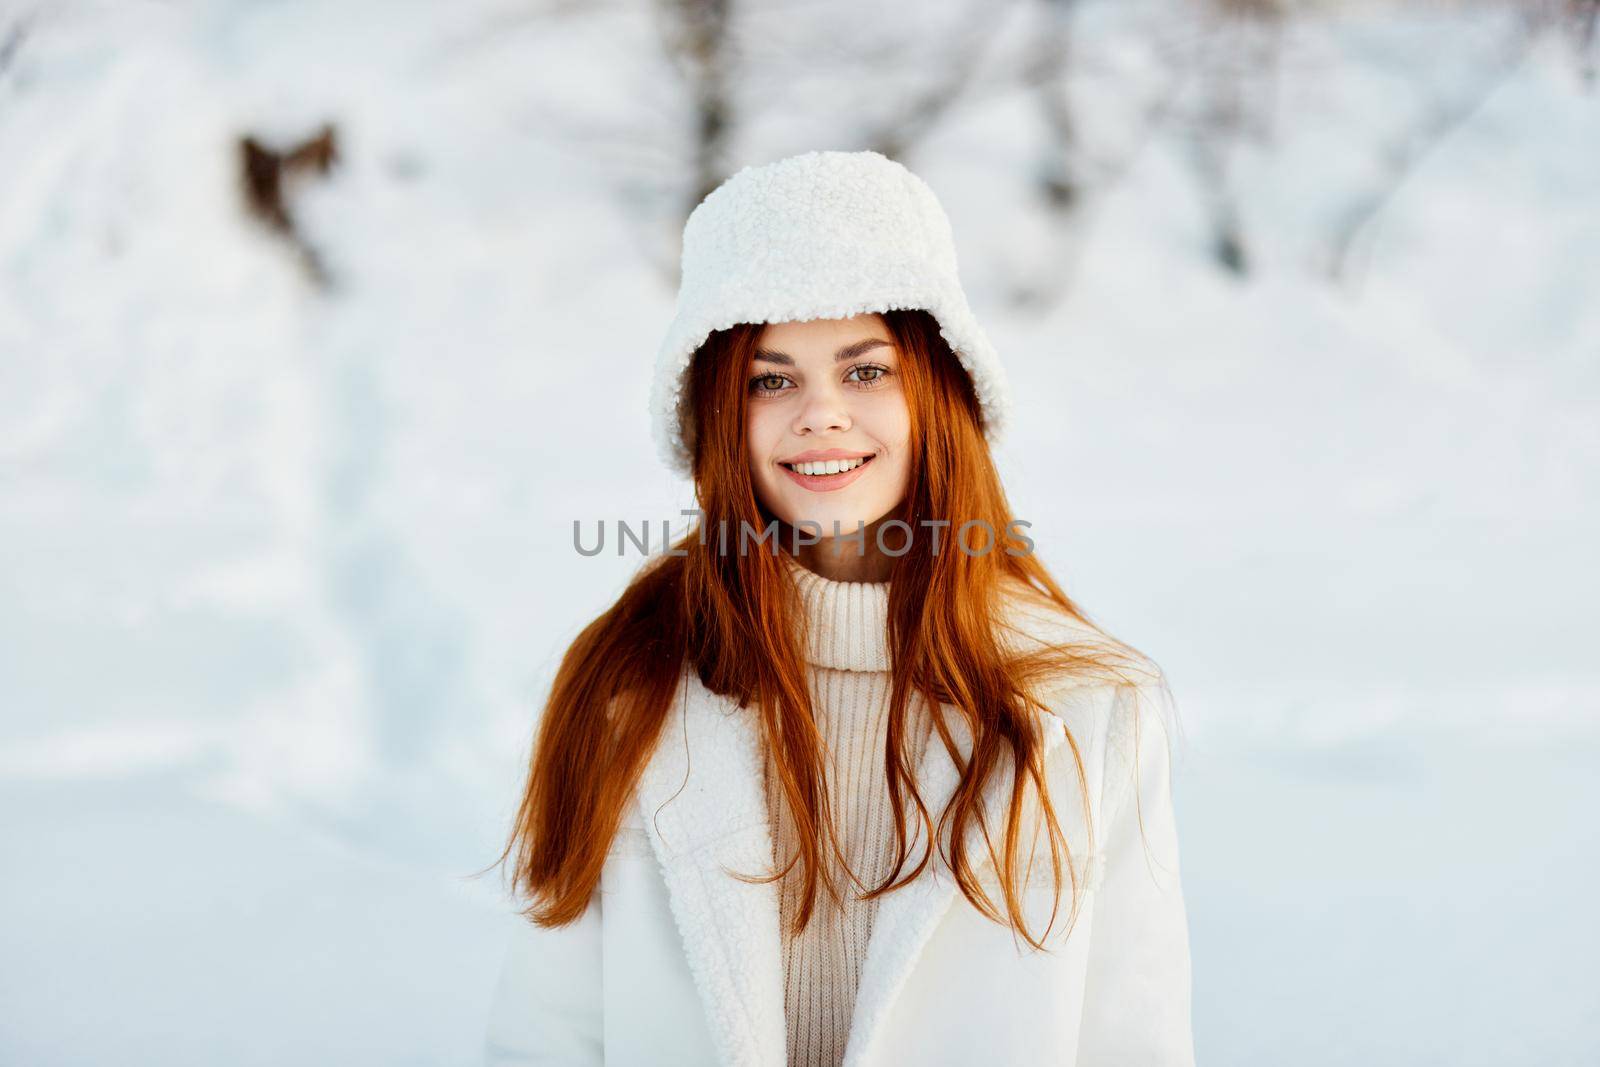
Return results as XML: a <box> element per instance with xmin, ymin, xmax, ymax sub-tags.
<box><xmin>778</xmin><ymin>504</ymin><xmax>894</xmax><ymax>540</ymax></box>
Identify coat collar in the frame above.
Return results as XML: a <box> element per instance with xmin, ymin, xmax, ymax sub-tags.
<box><xmin>633</xmin><ymin>664</ymin><xmax>1072</xmax><ymax>1067</ymax></box>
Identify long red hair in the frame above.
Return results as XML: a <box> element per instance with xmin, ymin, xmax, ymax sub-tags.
<box><xmin>490</xmin><ymin>308</ymin><xmax>1156</xmax><ymax>949</ymax></box>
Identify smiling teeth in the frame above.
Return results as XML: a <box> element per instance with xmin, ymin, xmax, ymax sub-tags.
<box><xmin>787</xmin><ymin>456</ymin><xmax>868</xmax><ymax>476</ymax></box>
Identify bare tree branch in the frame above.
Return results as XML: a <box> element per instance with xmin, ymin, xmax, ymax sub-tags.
<box><xmin>1326</xmin><ymin>16</ymin><xmax>1541</xmax><ymax>290</ymax></box>
<box><xmin>238</xmin><ymin>123</ymin><xmax>342</xmax><ymax>291</ymax></box>
<box><xmin>1562</xmin><ymin>0</ymin><xmax>1598</xmax><ymax>86</ymax></box>
<box><xmin>1179</xmin><ymin>0</ymin><xmax>1286</xmax><ymax>277</ymax></box>
<box><xmin>0</xmin><ymin>11</ymin><xmax>32</xmax><ymax>80</ymax></box>
<box><xmin>864</xmin><ymin>0</ymin><xmax>1025</xmax><ymax>160</ymax></box>
<box><xmin>654</xmin><ymin>0</ymin><xmax>736</xmax><ymax>221</ymax></box>
<box><xmin>1009</xmin><ymin>0</ymin><xmax>1190</xmax><ymax>310</ymax></box>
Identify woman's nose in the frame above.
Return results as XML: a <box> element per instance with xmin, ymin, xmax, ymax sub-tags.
<box><xmin>793</xmin><ymin>389</ymin><xmax>851</xmax><ymax>436</ymax></box>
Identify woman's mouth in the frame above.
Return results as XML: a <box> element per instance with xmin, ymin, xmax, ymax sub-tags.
<box><xmin>778</xmin><ymin>453</ymin><xmax>876</xmax><ymax>492</ymax></box>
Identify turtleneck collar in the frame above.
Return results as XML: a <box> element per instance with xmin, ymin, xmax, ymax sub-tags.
<box><xmin>780</xmin><ymin>553</ymin><xmax>892</xmax><ymax>672</ymax></box>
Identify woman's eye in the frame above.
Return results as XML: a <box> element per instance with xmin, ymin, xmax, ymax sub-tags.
<box><xmin>750</xmin><ymin>373</ymin><xmax>789</xmax><ymax>395</ymax></box>
<box><xmin>848</xmin><ymin>364</ymin><xmax>890</xmax><ymax>387</ymax></box>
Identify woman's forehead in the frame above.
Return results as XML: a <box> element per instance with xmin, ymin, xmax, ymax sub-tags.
<box><xmin>754</xmin><ymin>312</ymin><xmax>893</xmax><ymax>349</ymax></box>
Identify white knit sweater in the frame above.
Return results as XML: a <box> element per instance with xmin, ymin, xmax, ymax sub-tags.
<box><xmin>762</xmin><ymin>554</ymin><xmax>934</xmax><ymax>1067</ymax></box>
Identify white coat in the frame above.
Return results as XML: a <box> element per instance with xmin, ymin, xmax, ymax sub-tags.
<box><xmin>483</xmin><ymin>658</ymin><xmax>1194</xmax><ymax>1066</ymax></box>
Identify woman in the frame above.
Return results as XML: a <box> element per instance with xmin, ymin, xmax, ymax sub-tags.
<box><xmin>484</xmin><ymin>150</ymin><xmax>1194</xmax><ymax>1066</ymax></box>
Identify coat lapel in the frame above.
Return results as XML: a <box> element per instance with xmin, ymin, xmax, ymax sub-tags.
<box><xmin>633</xmin><ymin>667</ymin><xmax>787</xmax><ymax>1067</ymax></box>
<box><xmin>634</xmin><ymin>667</ymin><xmax>1071</xmax><ymax>1067</ymax></box>
<box><xmin>841</xmin><ymin>699</ymin><xmax>1071</xmax><ymax>1067</ymax></box>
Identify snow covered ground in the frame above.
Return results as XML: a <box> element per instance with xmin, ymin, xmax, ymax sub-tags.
<box><xmin>2</xmin><ymin>0</ymin><xmax>1596</xmax><ymax>1062</ymax></box>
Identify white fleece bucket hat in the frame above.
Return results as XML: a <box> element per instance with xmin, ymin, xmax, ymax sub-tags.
<box><xmin>648</xmin><ymin>149</ymin><xmax>1012</xmax><ymax>478</ymax></box>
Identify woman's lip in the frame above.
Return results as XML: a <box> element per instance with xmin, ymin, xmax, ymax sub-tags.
<box><xmin>779</xmin><ymin>449</ymin><xmax>876</xmax><ymax>463</ymax></box>
<box><xmin>778</xmin><ymin>454</ymin><xmax>875</xmax><ymax>493</ymax></box>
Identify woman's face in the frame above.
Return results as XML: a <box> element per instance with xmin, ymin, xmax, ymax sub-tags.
<box><xmin>745</xmin><ymin>312</ymin><xmax>912</xmax><ymax>538</ymax></box>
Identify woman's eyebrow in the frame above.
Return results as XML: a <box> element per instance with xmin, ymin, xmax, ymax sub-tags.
<box><xmin>753</xmin><ymin>338</ymin><xmax>893</xmax><ymax>366</ymax></box>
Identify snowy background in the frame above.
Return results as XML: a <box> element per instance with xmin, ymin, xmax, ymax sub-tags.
<box><xmin>2</xmin><ymin>0</ymin><xmax>1596</xmax><ymax>1062</ymax></box>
